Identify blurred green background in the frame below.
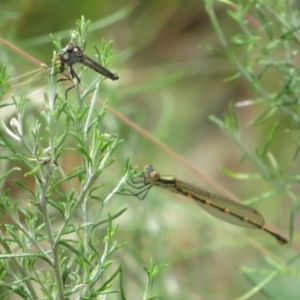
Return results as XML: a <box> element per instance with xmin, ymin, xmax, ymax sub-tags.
<box><xmin>0</xmin><ymin>1</ymin><xmax>297</xmax><ymax>299</ymax></box>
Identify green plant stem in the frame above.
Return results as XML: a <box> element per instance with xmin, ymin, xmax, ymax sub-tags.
<box><xmin>40</xmin><ymin>190</ymin><xmax>64</xmax><ymax>299</ymax></box>
<box><xmin>0</xmin><ymin>231</ymin><xmax>38</xmax><ymax>299</ymax></box>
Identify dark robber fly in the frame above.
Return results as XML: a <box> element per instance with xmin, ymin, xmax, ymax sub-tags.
<box><xmin>57</xmin><ymin>43</ymin><xmax>119</xmax><ymax>97</ymax></box>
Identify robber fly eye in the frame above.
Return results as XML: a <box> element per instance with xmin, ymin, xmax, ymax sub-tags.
<box><xmin>64</xmin><ymin>43</ymin><xmax>74</xmax><ymax>53</ymax></box>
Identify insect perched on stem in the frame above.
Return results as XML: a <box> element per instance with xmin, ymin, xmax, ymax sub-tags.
<box><xmin>124</xmin><ymin>165</ymin><xmax>288</xmax><ymax>245</ymax></box>
<box><xmin>57</xmin><ymin>43</ymin><xmax>119</xmax><ymax>98</ymax></box>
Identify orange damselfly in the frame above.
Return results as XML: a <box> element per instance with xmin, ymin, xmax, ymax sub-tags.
<box><xmin>125</xmin><ymin>165</ymin><xmax>288</xmax><ymax>245</ymax></box>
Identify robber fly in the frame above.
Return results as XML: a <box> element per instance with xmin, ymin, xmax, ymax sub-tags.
<box><xmin>57</xmin><ymin>43</ymin><xmax>119</xmax><ymax>97</ymax></box>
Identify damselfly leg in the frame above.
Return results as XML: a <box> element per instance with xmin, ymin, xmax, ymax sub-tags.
<box><xmin>117</xmin><ymin>172</ymin><xmax>152</xmax><ymax>200</ymax></box>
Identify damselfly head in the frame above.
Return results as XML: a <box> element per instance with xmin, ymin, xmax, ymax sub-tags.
<box><xmin>144</xmin><ymin>165</ymin><xmax>154</xmax><ymax>174</ymax></box>
<box><xmin>144</xmin><ymin>165</ymin><xmax>161</xmax><ymax>184</ymax></box>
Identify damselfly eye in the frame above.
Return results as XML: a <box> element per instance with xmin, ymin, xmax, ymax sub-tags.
<box><xmin>144</xmin><ymin>165</ymin><xmax>154</xmax><ymax>174</ymax></box>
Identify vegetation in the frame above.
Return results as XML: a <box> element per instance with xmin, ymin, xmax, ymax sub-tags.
<box><xmin>0</xmin><ymin>1</ymin><xmax>299</xmax><ymax>299</ymax></box>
